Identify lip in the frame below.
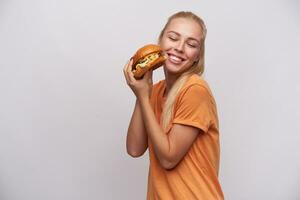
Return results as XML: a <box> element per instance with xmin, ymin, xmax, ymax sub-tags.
<box><xmin>166</xmin><ymin>52</ymin><xmax>186</xmax><ymax>64</ymax></box>
<box><xmin>166</xmin><ymin>53</ymin><xmax>186</xmax><ymax>61</ymax></box>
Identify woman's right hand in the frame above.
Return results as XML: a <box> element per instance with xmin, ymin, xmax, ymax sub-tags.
<box><xmin>123</xmin><ymin>59</ymin><xmax>153</xmax><ymax>100</ymax></box>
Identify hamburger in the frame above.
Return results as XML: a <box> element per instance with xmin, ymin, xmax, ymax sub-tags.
<box><xmin>131</xmin><ymin>44</ymin><xmax>166</xmax><ymax>79</ymax></box>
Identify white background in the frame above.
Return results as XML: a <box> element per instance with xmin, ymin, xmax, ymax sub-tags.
<box><xmin>0</xmin><ymin>0</ymin><xmax>300</xmax><ymax>199</ymax></box>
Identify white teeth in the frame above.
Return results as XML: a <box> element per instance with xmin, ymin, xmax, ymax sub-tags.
<box><xmin>169</xmin><ymin>55</ymin><xmax>182</xmax><ymax>63</ymax></box>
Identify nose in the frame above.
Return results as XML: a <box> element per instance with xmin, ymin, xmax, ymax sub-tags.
<box><xmin>175</xmin><ymin>40</ymin><xmax>184</xmax><ymax>53</ymax></box>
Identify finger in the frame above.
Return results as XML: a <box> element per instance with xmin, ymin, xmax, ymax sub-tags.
<box><xmin>123</xmin><ymin>60</ymin><xmax>130</xmax><ymax>75</ymax></box>
<box><xmin>123</xmin><ymin>60</ymin><xmax>132</xmax><ymax>85</ymax></box>
<box><xmin>127</xmin><ymin>68</ymin><xmax>136</xmax><ymax>84</ymax></box>
<box><xmin>126</xmin><ymin>61</ymin><xmax>136</xmax><ymax>82</ymax></box>
<box><xmin>149</xmin><ymin>69</ymin><xmax>153</xmax><ymax>79</ymax></box>
<box><xmin>123</xmin><ymin>59</ymin><xmax>130</xmax><ymax>73</ymax></box>
<box><xmin>126</xmin><ymin>59</ymin><xmax>133</xmax><ymax>73</ymax></box>
<box><xmin>123</xmin><ymin>60</ymin><xmax>135</xmax><ymax>84</ymax></box>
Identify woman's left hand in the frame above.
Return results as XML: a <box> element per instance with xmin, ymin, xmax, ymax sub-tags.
<box><xmin>123</xmin><ymin>59</ymin><xmax>153</xmax><ymax>100</ymax></box>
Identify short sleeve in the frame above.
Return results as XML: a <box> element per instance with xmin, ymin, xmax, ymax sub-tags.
<box><xmin>172</xmin><ymin>84</ymin><xmax>212</xmax><ymax>133</ymax></box>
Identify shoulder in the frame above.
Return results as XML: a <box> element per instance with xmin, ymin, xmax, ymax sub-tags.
<box><xmin>151</xmin><ymin>79</ymin><xmax>165</xmax><ymax>101</ymax></box>
<box><xmin>180</xmin><ymin>74</ymin><xmax>214</xmax><ymax>99</ymax></box>
<box><xmin>153</xmin><ymin>79</ymin><xmax>165</xmax><ymax>89</ymax></box>
<box><xmin>152</xmin><ymin>79</ymin><xmax>165</xmax><ymax>94</ymax></box>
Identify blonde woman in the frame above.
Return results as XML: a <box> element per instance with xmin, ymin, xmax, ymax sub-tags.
<box><xmin>123</xmin><ymin>11</ymin><xmax>224</xmax><ymax>200</ymax></box>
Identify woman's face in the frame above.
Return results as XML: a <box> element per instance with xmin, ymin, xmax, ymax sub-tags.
<box><xmin>160</xmin><ymin>18</ymin><xmax>202</xmax><ymax>76</ymax></box>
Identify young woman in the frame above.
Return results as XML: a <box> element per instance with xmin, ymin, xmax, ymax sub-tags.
<box><xmin>123</xmin><ymin>11</ymin><xmax>224</xmax><ymax>200</ymax></box>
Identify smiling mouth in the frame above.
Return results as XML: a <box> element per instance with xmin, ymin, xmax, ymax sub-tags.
<box><xmin>167</xmin><ymin>53</ymin><xmax>186</xmax><ymax>64</ymax></box>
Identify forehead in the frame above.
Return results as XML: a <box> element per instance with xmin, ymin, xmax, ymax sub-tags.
<box><xmin>165</xmin><ymin>18</ymin><xmax>202</xmax><ymax>40</ymax></box>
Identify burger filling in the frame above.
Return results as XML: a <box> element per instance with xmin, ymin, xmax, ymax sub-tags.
<box><xmin>133</xmin><ymin>52</ymin><xmax>161</xmax><ymax>71</ymax></box>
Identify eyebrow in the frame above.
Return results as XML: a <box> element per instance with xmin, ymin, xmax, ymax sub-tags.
<box><xmin>167</xmin><ymin>31</ymin><xmax>200</xmax><ymax>44</ymax></box>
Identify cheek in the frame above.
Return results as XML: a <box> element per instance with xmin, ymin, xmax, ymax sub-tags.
<box><xmin>160</xmin><ymin>39</ymin><xmax>171</xmax><ymax>51</ymax></box>
<box><xmin>186</xmin><ymin>49</ymin><xmax>200</xmax><ymax>61</ymax></box>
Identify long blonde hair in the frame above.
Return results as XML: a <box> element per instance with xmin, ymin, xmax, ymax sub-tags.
<box><xmin>158</xmin><ymin>11</ymin><xmax>207</xmax><ymax>131</ymax></box>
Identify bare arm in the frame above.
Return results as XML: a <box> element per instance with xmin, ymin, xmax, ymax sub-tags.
<box><xmin>123</xmin><ymin>60</ymin><xmax>199</xmax><ymax>168</ymax></box>
<box><xmin>126</xmin><ymin>99</ymin><xmax>148</xmax><ymax>157</ymax></box>
<box><xmin>139</xmin><ymin>96</ymin><xmax>200</xmax><ymax>170</ymax></box>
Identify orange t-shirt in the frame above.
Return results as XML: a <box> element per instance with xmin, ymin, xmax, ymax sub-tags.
<box><xmin>147</xmin><ymin>74</ymin><xmax>224</xmax><ymax>200</ymax></box>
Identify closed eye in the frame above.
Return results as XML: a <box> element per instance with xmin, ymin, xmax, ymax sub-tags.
<box><xmin>187</xmin><ymin>42</ymin><xmax>198</xmax><ymax>48</ymax></box>
<box><xmin>168</xmin><ymin>36</ymin><xmax>177</xmax><ymax>41</ymax></box>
